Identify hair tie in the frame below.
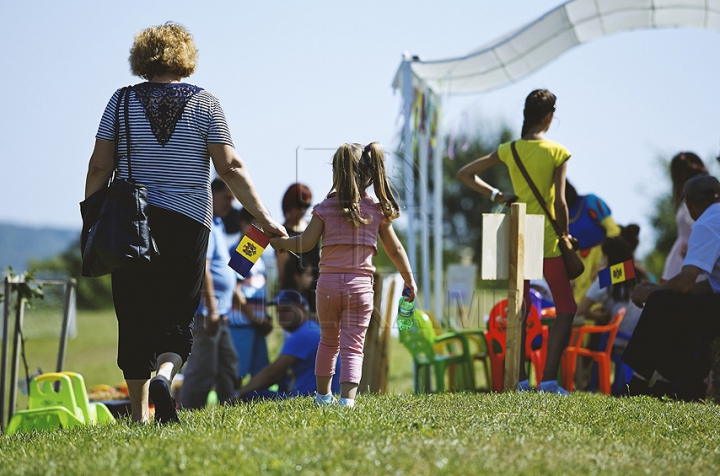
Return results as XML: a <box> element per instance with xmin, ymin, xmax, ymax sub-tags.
<box><xmin>364</xmin><ymin>144</ymin><xmax>372</xmax><ymax>154</ymax></box>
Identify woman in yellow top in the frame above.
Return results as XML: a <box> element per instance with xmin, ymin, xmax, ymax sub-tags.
<box><xmin>456</xmin><ymin>89</ymin><xmax>577</xmax><ymax>395</ymax></box>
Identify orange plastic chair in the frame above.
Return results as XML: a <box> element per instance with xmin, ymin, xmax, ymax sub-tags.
<box><xmin>484</xmin><ymin>299</ymin><xmax>549</xmax><ymax>391</ymax></box>
<box><xmin>561</xmin><ymin>307</ymin><xmax>626</xmax><ymax>394</ymax></box>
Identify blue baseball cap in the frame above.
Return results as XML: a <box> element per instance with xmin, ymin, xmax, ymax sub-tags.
<box><xmin>269</xmin><ymin>289</ymin><xmax>308</xmax><ymax>307</ymax></box>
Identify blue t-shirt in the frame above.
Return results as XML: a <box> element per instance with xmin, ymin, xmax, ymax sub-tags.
<box><xmin>281</xmin><ymin>320</ymin><xmax>340</xmax><ymax>395</ymax></box>
<box><xmin>198</xmin><ymin>217</ymin><xmax>237</xmax><ymax>316</ymax></box>
<box><xmin>569</xmin><ymin>194</ymin><xmax>613</xmax><ymax>249</ymax></box>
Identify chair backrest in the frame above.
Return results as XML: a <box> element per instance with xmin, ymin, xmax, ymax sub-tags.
<box><xmin>28</xmin><ymin>373</ymin><xmax>85</xmax><ymax>423</ymax></box>
<box><xmin>486</xmin><ymin>299</ymin><xmax>543</xmax><ymax>356</ymax></box>
<box><xmin>398</xmin><ymin>310</ymin><xmax>437</xmax><ymax>364</ymax></box>
<box><xmin>599</xmin><ymin>307</ymin><xmax>626</xmax><ymax>353</ymax></box>
<box><xmin>61</xmin><ymin>372</ymin><xmax>93</xmax><ymax>423</ymax></box>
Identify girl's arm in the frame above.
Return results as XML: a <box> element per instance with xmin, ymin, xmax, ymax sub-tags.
<box><xmin>455</xmin><ymin>150</ymin><xmax>517</xmax><ymax>205</ymax></box>
<box><xmin>378</xmin><ymin>224</ymin><xmax>417</xmax><ymax>301</ymax></box>
<box><xmin>270</xmin><ymin>215</ymin><xmax>324</xmax><ymax>253</ymax></box>
<box><xmin>553</xmin><ymin>161</ymin><xmax>570</xmax><ymax>236</ymax></box>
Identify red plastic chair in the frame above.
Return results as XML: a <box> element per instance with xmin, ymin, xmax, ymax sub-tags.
<box><xmin>561</xmin><ymin>307</ymin><xmax>626</xmax><ymax>394</ymax></box>
<box><xmin>484</xmin><ymin>299</ymin><xmax>549</xmax><ymax>391</ymax></box>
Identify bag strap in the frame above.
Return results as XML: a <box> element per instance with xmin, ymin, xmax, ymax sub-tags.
<box><xmin>112</xmin><ymin>87</ymin><xmax>128</xmax><ymax>171</ymax></box>
<box><xmin>123</xmin><ymin>86</ymin><xmax>133</xmax><ymax>181</ymax></box>
<box><xmin>111</xmin><ymin>86</ymin><xmax>133</xmax><ymax>180</ymax></box>
<box><xmin>510</xmin><ymin>141</ymin><xmax>564</xmax><ymax>238</ymax></box>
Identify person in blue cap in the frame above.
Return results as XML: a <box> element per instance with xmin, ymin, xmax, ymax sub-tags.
<box><xmin>234</xmin><ymin>287</ymin><xmax>339</xmax><ymax>401</ymax></box>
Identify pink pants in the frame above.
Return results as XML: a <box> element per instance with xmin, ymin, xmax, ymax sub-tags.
<box><xmin>315</xmin><ymin>273</ymin><xmax>374</xmax><ymax>384</ymax></box>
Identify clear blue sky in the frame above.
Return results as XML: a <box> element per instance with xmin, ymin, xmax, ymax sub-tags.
<box><xmin>1</xmin><ymin>0</ymin><xmax>719</xmax><ymax>257</ymax></box>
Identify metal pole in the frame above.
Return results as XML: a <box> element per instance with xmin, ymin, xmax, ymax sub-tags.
<box><xmin>401</xmin><ymin>56</ymin><xmax>417</xmax><ymax>279</ymax></box>
<box><xmin>418</xmin><ymin>131</ymin><xmax>430</xmax><ymax>310</ymax></box>
<box><xmin>56</xmin><ymin>279</ymin><xmax>76</xmax><ymax>373</ymax></box>
<box><xmin>7</xmin><ymin>284</ymin><xmax>26</xmax><ymax>423</ymax></box>
<box><xmin>1</xmin><ymin>277</ymin><xmax>12</xmax><ymax>433</ymax></box>
<box><xmin>432</xmin><ymin>96</ymin><xmax>445</xmax><ymax>329</ymax></box>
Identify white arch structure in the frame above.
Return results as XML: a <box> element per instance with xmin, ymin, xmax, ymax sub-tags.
<box><xmin>394</xmin><ymin>0</ymin><xmax>720</xmax><ymax>320</ymax></box>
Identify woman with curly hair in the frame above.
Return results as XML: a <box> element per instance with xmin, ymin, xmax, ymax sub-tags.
<box><xmin>83</xmin><ymin>23</ymin><xmax>286</xmax><ymax>424</ymax></box>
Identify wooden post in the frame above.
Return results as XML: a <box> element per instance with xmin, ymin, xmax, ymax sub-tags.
<box><xmin>504</xmin><ymin>203</ymin><xmax>525</xmax><ymax>391</ymax></box>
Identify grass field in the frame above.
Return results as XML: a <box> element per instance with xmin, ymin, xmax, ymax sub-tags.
<box><xmin>2</xmin><ymin>392</ymin><xmax>720</xmax><ymax>475</ymax></box>
<box><xmin>3</xmin><ymin>309</ymin><xmax>720</xmax><ymax>475</ymax></box>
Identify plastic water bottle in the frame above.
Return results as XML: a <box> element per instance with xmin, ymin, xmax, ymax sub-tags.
<box><xmin>397</xmin><ymin>292</ymin><xmax>415</xmax><ymax>331</ymax></box>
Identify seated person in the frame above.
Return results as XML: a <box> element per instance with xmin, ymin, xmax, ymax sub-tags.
<box><xmin>623</xmin><ymin>175</ymin><xmax>720</xmax><ymax>400</ymax></box>
<box><xmin>573</xmin><ymin>229</ymin><xmax>648</xmax><ymax>392</ymax></box>
<box><xmin>235</xmin><ymin>289</ymin><xmax>340</xmax><ymax>400</ymax></box>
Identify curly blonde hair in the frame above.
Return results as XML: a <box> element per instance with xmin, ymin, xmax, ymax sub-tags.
<box><xmin>129</xmin><ymin>22</ymin><xmax>198</xmax><ymax>80</ymax></box>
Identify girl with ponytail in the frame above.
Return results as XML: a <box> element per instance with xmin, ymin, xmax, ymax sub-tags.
<box><xmin>456</xmin><ymin>89</ymin><xmax>576</xmax><ymax>394</ymax></box>
<box><xmin>271</xmin><ymin>142</ymin><xmax>415</xmax><ymax>408</ymax></box>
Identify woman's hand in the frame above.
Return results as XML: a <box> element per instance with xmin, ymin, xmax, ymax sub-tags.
<box><xmin>260</xmin><ymin>217</ymin><xmax>288</xmax><ymax>238</ymax></box>
<box><xmin>495</xmin><ymin>193</ymin><xmax>518</xmax><ymax>206</ymax></box>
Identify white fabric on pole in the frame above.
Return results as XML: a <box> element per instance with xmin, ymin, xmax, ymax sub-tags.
<box><xmin>392</xmin><ymin>0</ymin><xmax>720</xmax><ymax>95</ymax></box>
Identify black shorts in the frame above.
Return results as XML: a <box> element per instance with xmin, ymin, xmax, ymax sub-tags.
<box><xmin>111</xmin><ymin>206</ymin><xmax>210</xmax><ymax>379</ymax></box>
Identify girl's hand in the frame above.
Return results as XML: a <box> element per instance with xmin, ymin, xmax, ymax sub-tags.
<box><xmin>402</xmin><ymin>282</ymin><xmax>417</xmax><ymax>303</ymax></box>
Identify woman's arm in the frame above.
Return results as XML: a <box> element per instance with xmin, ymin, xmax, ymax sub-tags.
<box><xmin>208</xmin><ymin>143</ymin><xmax>287</xmax><ymax>237</ymax></box>
<box><xmin>270</xmin><ymin>215</ymin><xmax>324</xmax><ymax>253</ymax></box>
<box><xmin>378</xmin><ymin>224</ymin><xmax>417</xmax><ymax>301</ymax></box>
<box><xmin>553</xmin><ymin>161</ymin><xmax>570</xmax><ymax>236</ymax></box>
<box><xmin>84</xmin><ymin>139</ymin><xmax>115</xmax><ymax>198</ymax></box>
<box><xmin>455</xmin><ymin>151</ymin><xmax>517</xmax><ymax>205</ymax></box>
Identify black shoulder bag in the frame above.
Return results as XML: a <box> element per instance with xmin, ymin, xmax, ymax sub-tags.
<box><xmin>80</xmin><ymin>86</ymin><xmax>158</xmax><ymax>277</ymax></box>
<box><xmin>509</xmin><ymin>141</ymin><xmax>584</xmax><ymax>280</ymax></box>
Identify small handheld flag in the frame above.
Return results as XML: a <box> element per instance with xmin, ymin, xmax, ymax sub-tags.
<box><xmin>598</xmin><ymin>260</ymin><xmax>636</xmax><ymax>288</ymax></box>
<box><xmin>229</xmin><ymin>224</ymin><xmax>270</xmax><ymax>279</ymax></box>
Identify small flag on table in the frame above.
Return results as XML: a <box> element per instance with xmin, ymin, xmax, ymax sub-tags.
<box><xmin>229</xmin><ymin>224</ymin><xmax>270</xmax><ymax>279</ymax></box>
<box><xmin>598</xmin><ymin>259</ymin><xmax>636</xmax><ymax>288</ymax></box>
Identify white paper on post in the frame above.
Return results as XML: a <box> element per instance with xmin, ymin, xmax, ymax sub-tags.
<box><xmin>481</xmin><ymin>214</ymin><xmax>544</xmax><ymax>280</ymax></box>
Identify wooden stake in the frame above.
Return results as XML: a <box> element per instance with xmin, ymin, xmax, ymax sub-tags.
<box><xmin>504</xmin><ymin>203</ymin><xmax>525</xmax><ymax>391</ymax></box>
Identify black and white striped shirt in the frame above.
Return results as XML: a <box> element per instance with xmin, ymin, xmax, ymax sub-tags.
<box><xmin>96</xmin><ymin>83</ymin><xmax>234</xmax><ymax>229</ymax></box>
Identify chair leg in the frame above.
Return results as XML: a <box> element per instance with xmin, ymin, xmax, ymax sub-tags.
<box><xmin>563</xmin><ymin>351</ymin><xmax>578</xmax><ymax>392</ymax></box>
<box><xmin>597</xmin><ymin>357</ymin><xmax>611</xmax><ymax>395</ymax></box>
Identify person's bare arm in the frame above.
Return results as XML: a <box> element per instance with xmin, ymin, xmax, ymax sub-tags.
<box><xmin>270</xmin><ymin>215</ymin><xmax>324</xmax><ymax>253</ymax></box>
<box><xmin>208</xmin><ymin>143</ymin><xmax>286</xmax><ymax>237</ymax></box>
<box><xmin>576</xmin><ymin>296</ymin><xmax>595</xmax><ymax>318</ymax></box>
<box><xmin>84</xmin><ymin>139</ymin><xmax>115</xmax><ymax>198</ymax></box>
<box><xmin>553</xmin><ymin>161</ymin><xmax>570</xmax><ymax>236</ymax></box>
<box><xmin>378</xmin><ymin>223</ymin><xmax>417</xmax><ymax>301</ymax></box>
<box><xmin>455</xmin><ymin>151</ymin><xmax>517</xmax><ymax>205</ymax></box>
<box><xmin>236</xmin><ymin>354</ymin><xmax>297</xmax><ymax>398</ymax></box>
<box><xmin>631</xmin><ymin>265</ymin><xmax>703</xmax><ymax>307</ymax></box>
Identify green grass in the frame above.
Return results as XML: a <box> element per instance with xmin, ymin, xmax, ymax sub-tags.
<box><xmin>2</xmin><ymin>392</ymin><xmax>720</xmax><ymax>475</ymax></box>
<box><xmin>4</xmin><ymin>310</ymin><xmax>720</xmax><ymax>474</ymax></box>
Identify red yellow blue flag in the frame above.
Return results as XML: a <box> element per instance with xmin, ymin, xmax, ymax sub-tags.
<box><xmin>598</xmin><ymin>260</ymin><xmax>636</xmax><ymax>288</ymax></box>
<box><xmin>228</xmin><ymin>224</ymin><xmax>270</xmax><ymax>279</ymax></box>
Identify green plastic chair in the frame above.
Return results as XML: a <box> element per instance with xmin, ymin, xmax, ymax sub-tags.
<box><xmin>425</xmin><ymin>311</ymin><xmax>492</xmax><ymax>392</ymax></box>
<box><xmin>399</xmin><ymin>310</ymin><xmax>475</xmax><ymax>393</ymax></box>
<box><xmin>62</xmin><ymin>372</ymin><xmax>115</xmax><ymax>425</ymax></box>
<box><xmin>6</xmin><ymin>373</ymin><xmax>85</xmax><ymax>435</ymax></box>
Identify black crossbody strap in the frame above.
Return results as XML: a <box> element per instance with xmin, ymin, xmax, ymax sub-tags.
<box><xmin>510</xmin><ymin>141</ymin><xmax>564</xmax><ymax>238</ymax></box>
<box><xmin>123</xmin><ymin>86</ymin><xmax>133</xmax><ymax>181</ymax></box>
<box><xmin>112</xmin><ymin>87</ymin><xmax>128</xmax><ymax>171</ymax></box>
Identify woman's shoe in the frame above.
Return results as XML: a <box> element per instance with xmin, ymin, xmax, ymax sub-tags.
<box><xmin>149</xmin><ymin>375</ymin><xmax>179</xmax><ymax>424</ymax></box>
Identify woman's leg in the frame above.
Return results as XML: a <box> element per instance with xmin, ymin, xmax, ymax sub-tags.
<box><xmin>126</xmin><ymin>379</ymin><xmax>149</xmax><ymax>423</ymax></box>
<box><xmin>540</xmin><ymin>257</ymin><xmax>578</xmax><ymax>383</ymax></box>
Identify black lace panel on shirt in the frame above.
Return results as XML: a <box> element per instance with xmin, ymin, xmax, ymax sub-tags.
<box><xmin>133</xmin><ymin>83</ymin><xmax>202</xmax><ymax>146</ymax></box>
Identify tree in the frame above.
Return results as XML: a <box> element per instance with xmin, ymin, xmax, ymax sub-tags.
<box><xmin>435</xmin><ymin>126</ymin><xmax>515</xmax><ymax>267</ymax></box>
